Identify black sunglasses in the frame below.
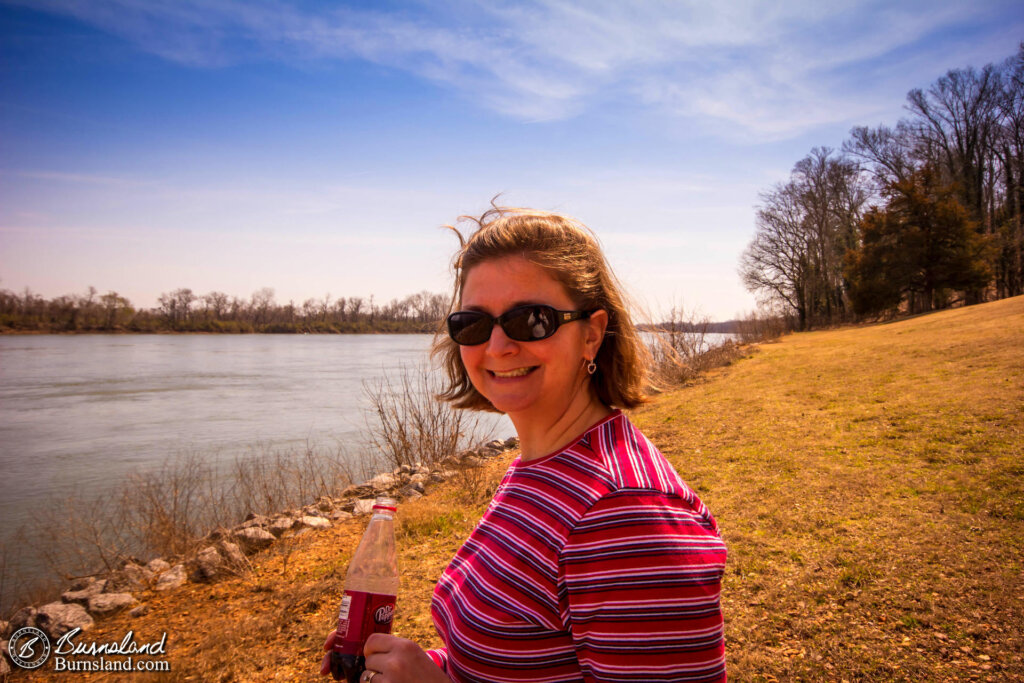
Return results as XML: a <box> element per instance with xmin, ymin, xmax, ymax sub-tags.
<box><xmin>446</xmin><ymin>304</ymin><xmax>593</xmax><ymax>346</ymax></box>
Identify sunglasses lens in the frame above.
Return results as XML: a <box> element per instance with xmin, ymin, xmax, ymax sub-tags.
<box><xmin>447</xmin><ymin>312</ymin><xmax>493</xmax><ymax>345</ymax></box>
<box><xmin>447</xmin><ymin>305</ymin><xmax>565</xmax><ymax>345</ymax></box>
<box><xmin>502</xmin><ymin>305</ymin><xmax>557</xmax><ymax>341</ymax></box>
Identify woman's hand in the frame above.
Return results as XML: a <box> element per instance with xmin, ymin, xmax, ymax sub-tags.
<box><xmin>362</xmin><ymin>634</ymin><xmax>452</xmax><ymax>683</ymax></box>
<box><xmin>319</xmin><ymin>631</ymin><xmax>451</xmax><ymax>683</ymax></box>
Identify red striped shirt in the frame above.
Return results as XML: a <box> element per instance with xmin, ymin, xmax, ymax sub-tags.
<box><xmin>427</xmin><ymin>410</ymin><xmax>727</xmax><ymax>682</ymax></box>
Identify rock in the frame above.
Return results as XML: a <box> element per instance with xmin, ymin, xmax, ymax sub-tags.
<box><xmin>462</xmin><ymin>455</ymin><xmax>483</xmax><ymax>468</ymax></box>
<box><xmin>504</xmin><ymin>436</ymin><xmax>519</xmax><ymax>448</ymax></box>
<box><xmin>68</xmin><ymin>576</ymin><xmax>98</xmax><ymax>591</ymax></box>
<box><xmin>188</xmin><ymin>546</ymin><xmax>223</xmax><ymax>582</ymax></box>
<box><xmin>232</xmin><ymin>527</ymin><xmax>276</xmax><ymax>554</ymax></box>
<box><xmin>123</xmin><ymin>563</ymin><xmax>153</xmax><ymax>588</ymax></box>
<box><xmin>9</xmin><ymin>606</ymin><xmax>37</xmax><ymax>630</ymax></box>
<box><xmin>62</xmin><ymin>579</ymin><xmax>106</xmax><ymax>605</ymax></box>
<box><xmin>429</xmin><ymin>471</ymin><xmax>451</xmax><ymax>484</ymax></box>
<box><xmin>486</xmin><ymin>439</ymin><xmax>505</xmax><ymax>450</ymax></box>
<box><xmin>330</xmin><ymin>510</ymin><xmax>353</xmax><ymax>522</ymax></box>
<box><xmin>353</xmin><ymin>498</ymin><xmax>376</xmax><ymax>516</ymax></box>
<box><xmin>366</xmin><ymin>473</ymin><xmax>398</xmax><ymax>490</ymax></box>
<box><xmin>409</xmin><ymin>473</ymin><xmax>429</xmax><ymax>486</ymax></box>
<box><xmin>154</xmin><ymin>564</ymin><xmax>187</xmax><ymax>591</ymax></box>
<box><xmin>147</xmin><ymin>558</ymin><xmax>171</xmax><ymax>574</ymax></box>
<box><xmin>269</xmin><ymin>516</ymin><xmax>296</xmax><ymax>537</ymax></box>
<box><xmin>105</xmin><ymin>564</ymin><xmax>147</xmax><ymax>592</ymax></box>
<box><xmin>239</xmin><ymin>514</ymin><xmax>270</xmax><ymax>529</ymax></box>
<box><xmin>298</xmin><ymin>515</ymin><xmax>332</xmax><ymax>530</ymax></box>
<box><xmin>129</xmin><ymin>605</ymin><xmax>150</xmax><ymax>618</ymax></box>
<box><xmin>302</xmin><ymin>504</ymin><xmax>326</xmax><ymax>517</ymax></box>
<box><xmin>398</xmin><ymin>464</ymin><xmax>413</xmax><ymax>475</ymax></box>
<box><xmin>218</xmin><ymin>541</ymin><xmax>249</xmax><ymax>571</ymax></box>
<box><xmin>316</xmin><ymin>497</ymin><xmax>334</xmax><ymax>512</ymax></box>
<box><xmin>36</xmin><ymin>602</ymin><xmax>93</xmax><ymax>638</ymax></box>
<box><xmin>87</xmin><ymin>593</ymin><xmax>137</xmax><ymax>616</ymax></box>
<box><xmin>400</xmin><ymin>489</ymin><xmax>423</xmax><ymax>501</ymax></box>
<box><xmin>338</xmin><ymin>498</ymin><xmax>357</xmax><ymax>512</ymax></box>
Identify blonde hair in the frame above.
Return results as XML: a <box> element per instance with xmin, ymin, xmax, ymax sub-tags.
<box><xmin>432</xmin><ymin>205</ymin><xmax>651</xmax><ymax>412</ymax></box>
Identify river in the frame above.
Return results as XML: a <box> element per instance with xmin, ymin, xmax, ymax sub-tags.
<box><xmin>0</xmin><ymin>334</ymin><xmax>513</xmax><ymax>608</ymax></box>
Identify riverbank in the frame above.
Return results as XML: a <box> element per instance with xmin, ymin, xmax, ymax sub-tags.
<box><xmin>7</xmin><ymin>295</ymin><xmax>1023</xmax><ymax>681</ymax></box>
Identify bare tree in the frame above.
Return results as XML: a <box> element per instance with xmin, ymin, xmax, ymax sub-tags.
<box><xmin>740</xmin><ymin>149</ymin><xmax>868</xmax><ymax>329</ymax></box>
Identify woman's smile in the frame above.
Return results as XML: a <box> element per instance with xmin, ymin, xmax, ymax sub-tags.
<box><xmin>488</xmin><ymin>366</ymin><xmax>537</xmax><ymax>379</ymax></box>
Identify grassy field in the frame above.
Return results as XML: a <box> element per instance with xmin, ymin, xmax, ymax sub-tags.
<box><xmin>19</xmin><ymin>296</ymin><xmax>1023</xmax><ymax>682</ymax></box>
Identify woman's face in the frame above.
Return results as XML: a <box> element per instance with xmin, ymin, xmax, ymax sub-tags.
<box><xmin>458</xmin><ymin>255</ymin><xmax>606</xmax><ymax>425</ymax></box>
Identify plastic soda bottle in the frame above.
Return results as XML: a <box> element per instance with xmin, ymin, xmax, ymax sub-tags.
<box><xmin>329</xmin><ymin>497</ymin><xmax>399</xmax><ymax>682</ymax></box>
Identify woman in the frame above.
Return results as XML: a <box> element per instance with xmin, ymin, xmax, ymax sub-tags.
<box><xmin>324</xmin><ymin>206</ymin><xmax>727</xmax><ymax>682</ymax></box>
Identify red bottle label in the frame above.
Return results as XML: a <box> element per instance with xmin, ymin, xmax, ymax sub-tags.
<box><xmin>334</xmin><ymin>590</ymin><xmax>396</xmax><ymax>656</ymax></box>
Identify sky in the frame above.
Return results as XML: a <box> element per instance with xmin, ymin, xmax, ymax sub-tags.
<box><xmin>1</xmin><ymin>1</ymin><xmax>1022</xmax><ymax>322</ymax></box>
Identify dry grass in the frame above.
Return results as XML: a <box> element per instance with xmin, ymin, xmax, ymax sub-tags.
<box><xmin>14</xmin><ymin>296</ymin><xmax>1023</xmax><ymax>682</ymax></box>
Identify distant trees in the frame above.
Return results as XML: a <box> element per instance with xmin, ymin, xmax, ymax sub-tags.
<box><xmin>742</xmin><ymin>43</ymin><xmax>1024</xmax><ymax>327</ymax></box>
<box><xmin>0</xmin><ymin>286</ymin><xmax>449</xmax><ymax>334</ymax></box>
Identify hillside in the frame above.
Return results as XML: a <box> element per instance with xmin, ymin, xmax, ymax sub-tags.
<box><xmin>13</xmin><ymin>296</ymin><xmax>1024</xmax><ymax>682</ymax></box>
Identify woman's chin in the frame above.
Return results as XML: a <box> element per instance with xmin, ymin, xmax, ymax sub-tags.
<box><xmin>483</xmin><ymin>389</ymin><xmax>539</xmax><ymax>417</ymax></box>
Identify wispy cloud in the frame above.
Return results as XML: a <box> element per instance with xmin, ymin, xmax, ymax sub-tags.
<box><xmin>6</xmin><ymin>169</ymin><xmax>157</xmax><ymax>187</ymax></box>
<box><xmin>6</xmin><ymin>0</ymin><xmax>1022</xmax><ymax>136</ymax></box>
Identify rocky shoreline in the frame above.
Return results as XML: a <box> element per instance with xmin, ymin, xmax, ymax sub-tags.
<box><xmin>0</xmin><ymin>436</ymin><xmax>518</xmax><ymax>674</ymax></box>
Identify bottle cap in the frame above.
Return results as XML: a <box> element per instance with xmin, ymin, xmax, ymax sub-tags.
<box><xmin>373</xmin><ymin>496</ymin><xmax>397</xmax><ymax>513</ymax></box>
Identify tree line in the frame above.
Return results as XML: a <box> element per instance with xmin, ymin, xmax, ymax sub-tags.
<box><xmin>0</xmin><ymin>286</ymin><xmax>450</xmax><ymax>333</ymax></box>
<box><xmin>740</xmin><ymin>44</ymin><xmax>1024</xmax><ymax>329</ymax></box>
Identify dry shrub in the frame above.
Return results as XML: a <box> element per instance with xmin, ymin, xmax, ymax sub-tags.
<box><xmin>649</xmin><ymin>306</ymin><xmax>744</xmax><ymax>387</ymax></box>
<box><xmin>363</xmin><ymin>362</ymin><xmax>490</xmax><ymax>470</ymax></box>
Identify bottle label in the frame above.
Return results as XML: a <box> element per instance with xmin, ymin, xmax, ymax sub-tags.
<box><xmin>334</xmin><ymin>590</ymin><xmax>396</xmax><ymax>656</ymax></box>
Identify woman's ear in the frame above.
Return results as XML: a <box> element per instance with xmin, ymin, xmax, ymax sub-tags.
<box><xmin>584</xmin><ymin>309</ymin><xmax>608</xmax><ymax>358</ymax></box>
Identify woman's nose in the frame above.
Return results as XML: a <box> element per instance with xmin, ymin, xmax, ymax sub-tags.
<box><xmin>485</xmin><ymin>323</ymin><xmax>518</xmax><ymax>356</ymax></box>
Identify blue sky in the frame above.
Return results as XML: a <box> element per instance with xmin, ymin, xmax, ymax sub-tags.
<box><xmin>1</xmin><ymin>1</ymin><xmax>1022</xmax><ymax>321</ymax></box>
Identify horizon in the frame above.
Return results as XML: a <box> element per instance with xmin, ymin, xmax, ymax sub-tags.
<box><xmin>2</xmin><ymin>1</ymin><xmax>1023</xmax><ymax>321</ymax></box>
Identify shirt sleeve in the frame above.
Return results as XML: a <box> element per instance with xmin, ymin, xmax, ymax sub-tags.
<box><xmin>558</xmin><ymin>489</ymin><xmax>727</xmax><ymax>682</ymax></box>
<box><xmin>425</xmin><ymin>647</ymin><xmax>449</xmax><ymax>672</ymax></box>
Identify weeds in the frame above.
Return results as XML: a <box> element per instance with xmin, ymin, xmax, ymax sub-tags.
<box><xmin>649</xmin><ymin>305</ymin><xmax>747</xmax><ymax>387</ymax></box>
<box><xmin>362</xmin><ymin>362</ymin><xmax>489</xmax><ymax>469</ymax></box>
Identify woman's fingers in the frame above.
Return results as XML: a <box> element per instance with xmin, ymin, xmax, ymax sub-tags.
<box><xmin>363</xmin><ymin>632</ymin><xmax>396</xmax><ymax>656</ymax></box>
<box><xmin>320</xmin><ymin>651</ymin><xmax>332</xmax><ymax>677</ymax></box>
<box><xmin>320</xmin><ymin>631</ymin><xmax>338</xmax><ymax>678</ymax></box>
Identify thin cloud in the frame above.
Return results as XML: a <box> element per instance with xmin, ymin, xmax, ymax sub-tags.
<box><xmin>6</xmin><ymin>0</ymin><xmax>1022</xmax><ymax>137</ymax></box>
<box><xmin>5</xmin><ymin>170</ymin><xmax>158</xmax><ymax>187</ymax></box>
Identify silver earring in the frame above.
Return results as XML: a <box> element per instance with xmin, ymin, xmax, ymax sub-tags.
<box><xmin>586</xmin><ymin>359</ymin><xmax>597</xmax><ymax>375</ymax></box>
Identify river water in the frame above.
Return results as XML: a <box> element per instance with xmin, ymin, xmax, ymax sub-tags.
<box><xmin>0</xmin><ymin>334</ymin><xmax>513</xmax><ymax>606</ymax></box>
